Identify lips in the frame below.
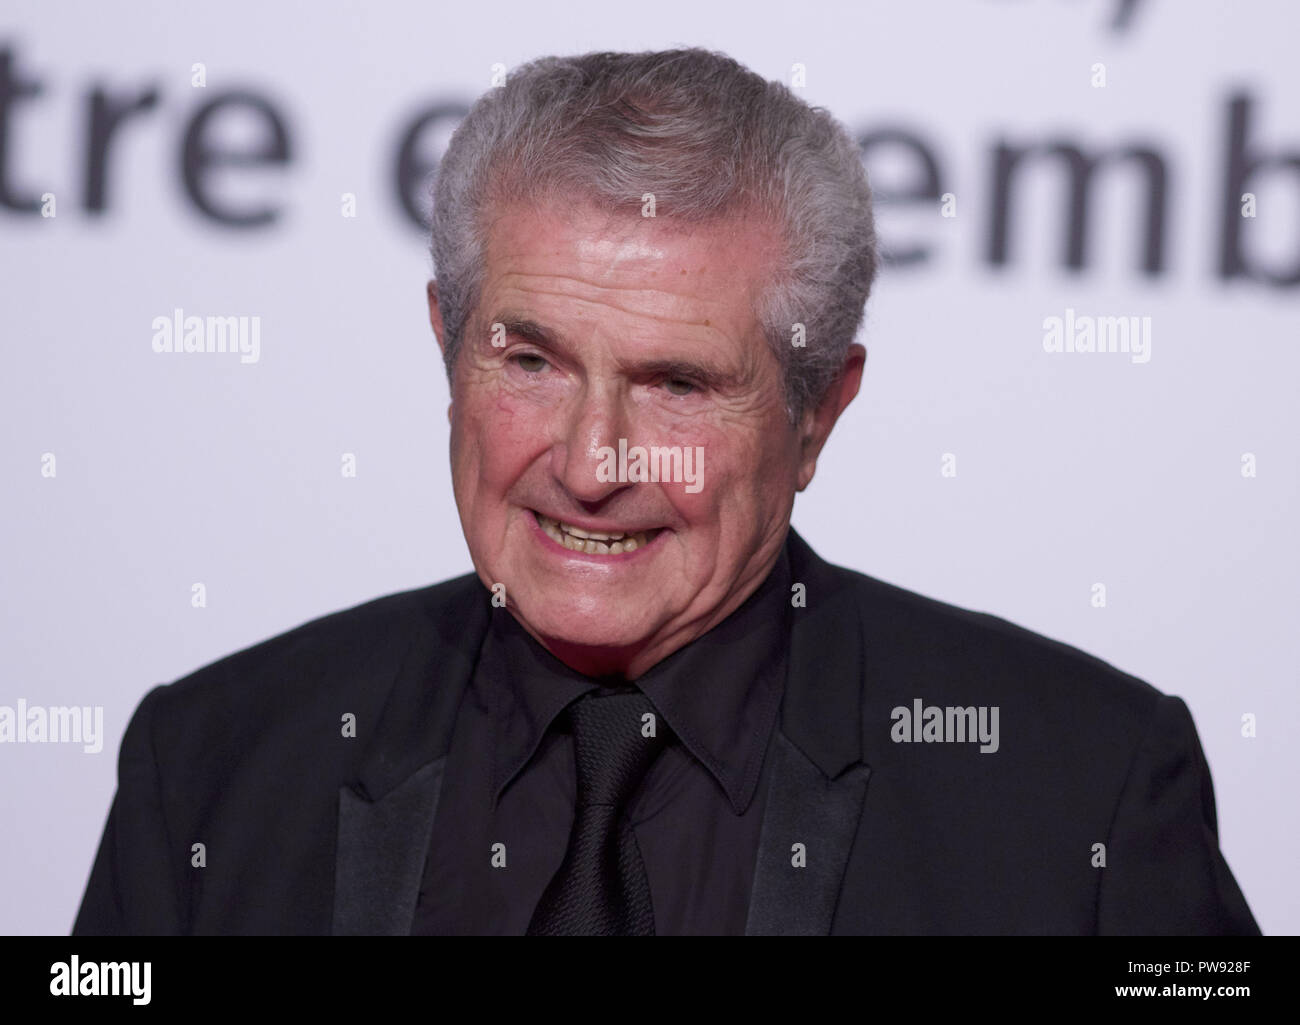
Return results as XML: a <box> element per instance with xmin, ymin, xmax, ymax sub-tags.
<box><xmin>532</xmin><ymin>510</ymin><xmax>662</xmax><ymax>555</ymax></box>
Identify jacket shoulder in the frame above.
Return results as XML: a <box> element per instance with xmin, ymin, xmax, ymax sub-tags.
<box><xmin>150</xmin><ymin>572</ymin><xmax>486</xmax><ymax>738</ymax></box>
<box><xmin>858</xmin><ymin>568</ymin><xmax>1157</xmax><ymax>701</ymax></box>
<box><xmin>790</xmin><ymin>530</ymin><xmax>1163</xmax><ymax>720</ymax></box>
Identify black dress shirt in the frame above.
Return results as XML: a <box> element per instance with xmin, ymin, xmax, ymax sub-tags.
<box><xmin>410</xmin><ymin>542</ymin><xmax>792</xmax><ymax>935</ymax></box>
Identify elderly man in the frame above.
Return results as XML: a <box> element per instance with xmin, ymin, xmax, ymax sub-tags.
<box><xmin>74</xmin><ymin>48</ymin><xmax>1258</xmax><ymax>936</ymax></box>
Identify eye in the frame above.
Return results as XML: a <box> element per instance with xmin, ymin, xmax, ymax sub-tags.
<box><xmin>663</xmin><ymin>377</ymin><xmax>697</xmax><ymax>396</ymax></box>
<box><xmin>513</xmin><ymin>353</ymin><xmax>548</xmax><ymax>373</ymax></box>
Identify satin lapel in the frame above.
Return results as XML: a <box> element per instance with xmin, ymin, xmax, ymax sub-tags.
<box><xmin>745</xmin><ymin>529</ymin><xmax>872</xmax><ymax>935</ymax></box>
<box><xmin>332</xmin><ymin>574</ymin><xmax>490</xmax><ymax>935</ymax></box>
<box><xmin>333</xmin><ymin>756</ymin><xmax>448</xmax><ymax>935</ymax></box>
<box><xmin>744</xmin><ymin>730</ymin><xmax>871</xmax><ymax>935</ymax></box>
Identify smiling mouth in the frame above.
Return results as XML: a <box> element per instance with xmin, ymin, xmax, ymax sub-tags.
<box><xmin>532</xmin><ymin>511</ymin><xmax>663</xmax><ymax>555</ymax></box>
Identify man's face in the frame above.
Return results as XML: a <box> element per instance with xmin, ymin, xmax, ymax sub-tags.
<box><xmin>433</xmin><ymin>198</ymin><xmax>839</xmax><ymax>678</ymax></box>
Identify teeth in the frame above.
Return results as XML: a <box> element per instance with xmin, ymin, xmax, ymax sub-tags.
<box><xmin>535</xmin><ymin>512</ymin><xmax>654</xmax><ymax>555</ymax></box>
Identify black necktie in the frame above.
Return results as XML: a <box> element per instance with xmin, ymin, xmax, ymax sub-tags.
<box><xmin>527</xmin><ymin>687</ymin><xmax>668</xmax><ymax>936</ymax></box>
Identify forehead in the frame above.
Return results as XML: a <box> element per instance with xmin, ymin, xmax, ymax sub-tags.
<box><xmin>477</xmin><ymin>198</ymin><xmax>783</xmax><ymax>328</ymax></box>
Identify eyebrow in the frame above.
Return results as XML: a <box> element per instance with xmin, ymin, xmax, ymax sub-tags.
<box><xmin>488</xmin><ymin>315</ymin><xmax>745</xmax><ymax>390</ymax></box>
<box><xmin>494</xmin><ymin>317</ymin><xmax>557</xmax><ymax>347</ymax></box>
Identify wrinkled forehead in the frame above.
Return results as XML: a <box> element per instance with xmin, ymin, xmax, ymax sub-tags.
<box><xmin>477</xmin><ymin>195</ymin><xmax>785</xmax><ymax>312</ymax></box>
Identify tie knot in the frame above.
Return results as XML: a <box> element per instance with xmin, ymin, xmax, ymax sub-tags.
<box><xmin>567</xmin><ymin>688</ymin><xmax>667</xmax><ymax>808</ymax></box>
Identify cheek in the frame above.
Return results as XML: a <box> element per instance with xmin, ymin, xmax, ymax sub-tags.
<box><xmin>453</xmin><ymin>386</ymin><xmax>550</xmax><ymax>498</ymax></box>
<box><xmin>661</xmin><ymin>425</ymin><xmax>780</xmax><ymax>531</ymax></box>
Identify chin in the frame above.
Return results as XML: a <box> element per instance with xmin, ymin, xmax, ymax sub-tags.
<box><xmin>522</xmin><ymin>598</ymin><xmax>661</xmax><ymax>653</ymax></box>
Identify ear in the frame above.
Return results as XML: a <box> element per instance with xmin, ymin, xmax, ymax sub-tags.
<box><xmin>795</xmin><ymin>343</ymin><xmax>865</xmax><ymax>492</ymax></box>
<box><xmin>427</xmin><ymin>280</ymin><xmax>454</xmax><ymax>423</ymax></box>
<box><xmin>426</xmin><ymin>279</ymin><xmax>447</xmax><ymax>357</ymax></box>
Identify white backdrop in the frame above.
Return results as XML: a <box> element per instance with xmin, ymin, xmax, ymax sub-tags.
<box><xmin>2</xmin><ymin>0</ymin><xmax>1296</xmax><ymax>935</ymax></box>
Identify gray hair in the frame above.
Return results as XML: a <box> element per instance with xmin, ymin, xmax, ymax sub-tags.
<box><xmin>429</xmin><ymin>47</ymin><xmax>878</xmax><ymax>422</ymax></box>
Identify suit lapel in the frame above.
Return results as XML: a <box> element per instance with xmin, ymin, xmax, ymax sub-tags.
<box><xmin>333</xmin><ymin>757</ymin><xmax>448</xmax><ymax>935</ymax></box>
<box><xmin>745</xmin><ymin>530</ymin><xmax>872</xmax><ymax>935</ymax></box>
<box><xmin>332</xmin><ymin>575</ymin><xmax>490</xmax><ymax>935</ymax></box>
<box><xmin>745</xmin><ymin>730</ymin><xmax>871</xmax><ymax>935</ymax></box>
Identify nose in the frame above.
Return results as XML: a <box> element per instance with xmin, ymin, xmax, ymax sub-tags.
<box><xmin>551</xmin><ymin>378</ymin><xmax>632</xmax><ymax>504</ymax></box>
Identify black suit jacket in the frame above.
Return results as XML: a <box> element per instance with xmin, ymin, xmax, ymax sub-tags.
<box><xmin>73</xmin><ymin>529</ymin><xmax>1260</xmax><ymax>935</ymax></box>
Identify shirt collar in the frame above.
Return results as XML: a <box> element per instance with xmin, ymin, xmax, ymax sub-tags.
<box><xmin>481</xmin><ymin>610</ymin><xmax>599</xmax><ymax>807</ymax></box>
<box><xmin>483</xmin><ymin>533</ymin><xmax>792</xmax><ymax>815</ymax></box>
<box><xmin>633</xmin><ymin>542</ymin><xmax>791</xmax><ymax>814</ymax></box>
